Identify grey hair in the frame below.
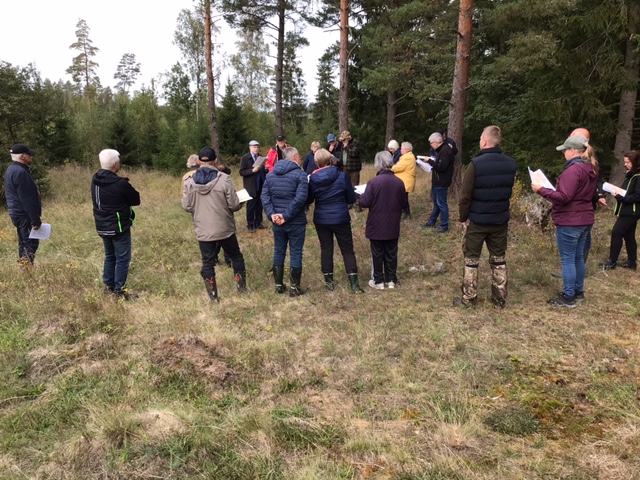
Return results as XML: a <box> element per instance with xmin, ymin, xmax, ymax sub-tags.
<box><xmin>186</xmin><ymin>154</ymin><xmax>199</xmax><ymax>168</ymax></box>
<box><xmin>401</xmin><ymin>141</ymin><xmax>413</xmax><ymax>152</ymax></box>
<box><xmin>428</xmin><ymin>132</ymin><xmax>443</xmax><ymax>144</ymax></box>
<box><xmin>99</xmin><ymin>149</ymin><xmax>120</xmax><ymax>169</ymax></box>
<box><xmin>374</xmin><ymin>151</ymin><xmax>393</xmax><ymax>170</ymax></box>
<box><xmin>310</xmin><ymin>141</ymin><xmax>321</xmax><ymax>149</ymax></box>
<box><xmin>314</xmin><ymin>148</ymin><xmax>332</xmax><ymax>167</ymax></box>
<box><xmin>282</xmin><ymin>146</ymin><xmax>299</xmax><ymax>160</ymax></box>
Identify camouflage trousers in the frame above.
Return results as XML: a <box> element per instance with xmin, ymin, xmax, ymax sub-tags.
<box><xmin>461</xmin><ymin>222</ymin><xmax>509</xmax><ymax>308</ymax></box>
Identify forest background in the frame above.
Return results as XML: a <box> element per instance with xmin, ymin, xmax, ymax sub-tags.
<box><xmin>1</xmin><ymin>0</ymin><xmax>639</xmax><ymax>193</ymax></box>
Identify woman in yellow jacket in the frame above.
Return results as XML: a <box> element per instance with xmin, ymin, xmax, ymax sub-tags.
<box><xmin>391</xmin><ymin>141</ymin><xmax>416</xmax><ymax>218</ymax></box>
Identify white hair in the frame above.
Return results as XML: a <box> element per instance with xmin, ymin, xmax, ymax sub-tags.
<box><xmin>99</xmin><ymin>149</ymin><xmax>120</xmax><ymax>169</ymax></box>
<box><xmin>11</xmin><ymin>153</ymin><xmax>23</xmax><ymax>162</ymax></box>
<box><xmin>283</xmin><ymin>146</ymin><xmax>299</xmax><ymax>160</ymax></box>
<box><xmin>374</xmin><ymin>151</ymin><xmax>393</xmax><ymax>170</ymax></box>
<box><xmin>186</xmin><ymin>154</ymin><xmax>199</xmax><ymax>168</ymax></box>
<box><xmin>401</xmin><ymin>141</ymin><xmax>413</xmax><ymax>151</ymax></box>
<box><xmin>429</xmin><ymin>132</ymin><xmax>443</xmax><ymax>144</ymax></box>
<box><xmin>388</xmin><ymin>140</ymin><xmax>399</xmax><ymax>151</ymax></box>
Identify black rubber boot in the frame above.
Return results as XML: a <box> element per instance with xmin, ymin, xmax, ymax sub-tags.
<box><xmin>324</xmin><ymin>272</ymin><xmax>334</xmax><ymax>291</ymax></box>
<box><xmin>348</xmin><ymin>273</ymin><xmax>364</xmax><ymax>293</ymax></box>
<box><xmin>289</xmin><ymin>267</ymin><xmax>308</xmax><ymax>297</ymax></box>
<box><xmin>203</xmin><ymin>277</ymin><xmax>219</xmax><ymax>302</ymax></box>
<box><xmin>235</xmin><ymin>271</ymin><xmax>247</xmax><ymax>292</ymax></box>
<box><xmin>273</xmin><ymin>265</ymin><xmax>286</xmax><ymax>294</ymax></box>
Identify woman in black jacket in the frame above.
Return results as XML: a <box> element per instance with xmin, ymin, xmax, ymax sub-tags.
<box><xmin>599</xmin><ymin>150</ymin><xmax>640</xmax><ymax>270</ymax></box>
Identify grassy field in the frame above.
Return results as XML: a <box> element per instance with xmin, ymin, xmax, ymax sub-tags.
<box><xmin>1</xmin><ymin>164</ymin><xmax>639</xmax><ymax>479</ymax></box>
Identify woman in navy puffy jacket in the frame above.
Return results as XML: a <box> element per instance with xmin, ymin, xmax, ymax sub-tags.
<box><xmin>307</xmin><ymin>148</ymin><xmax>363</xmax><ymax>293</ymax></box>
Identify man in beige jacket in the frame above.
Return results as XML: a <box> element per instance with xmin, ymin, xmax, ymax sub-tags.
<box><xmin>182</xmin><ymin>146</ymin><xmax>246</xmax><ymax>302</ymax></box>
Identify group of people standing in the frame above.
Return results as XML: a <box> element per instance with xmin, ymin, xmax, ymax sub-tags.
<box><xmin>5</xmin><ymin>124</ymin><xmax>638</xmax><ymax>308</ymax></box>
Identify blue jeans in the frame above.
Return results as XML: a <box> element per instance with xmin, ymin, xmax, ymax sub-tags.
<box><xmin>428</xmin><ymin>187</ymin><xmax>449</xmax><ymax>230</ymax></box>
<box><xmin>273</xmin><ymin>223</ymin><xmax>306</xmax><ymax>269</ymax></box>
<box><xmin>556</xmin><ymin>225</ymin><xmax>591</xmax><ymax>297</ymax></box>
<box><xmin>102</xmin><ymin>230</ymin><xmax>132</xmax><ymax>292</ymax></box>
<box><xmin>12</xmin><ymin>216</ymin><xmax>39</xmax><ymax>264</ymax></box>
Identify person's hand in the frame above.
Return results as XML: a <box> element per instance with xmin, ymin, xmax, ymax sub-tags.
<box><xmin>531</xmin><ymin>183</ymin><xmax>542</xmax><ymax>193</ymax></box>
<box><xmin>33</xmin><ymin>224</ymin><xmax>40</xmax><ymax>230</ymax></box>
<box><xmin>598</xmin><ymin>197</ymin><xmax>607</xmax><ymax>206</ymax></box>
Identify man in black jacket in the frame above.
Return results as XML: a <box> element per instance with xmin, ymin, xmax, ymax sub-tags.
<box><xmin>91</xmin><ymin>149</ymin><xmax>141</xmax><ymax>299</ymax></box>
<box><xmin>239</xmin><ymin>140</ymin><xmax>266</xmax><ymax>232</ymax></box>
<box><xmin>424</xmin><ymin>132</ymin><xmax>455</xmax><ymax>233</ymax></box>
<box><xmin>456</xmin><ymin>126</ymin><xmax>517</xmax><ymax>308</ymax></box>
<box><xmin>4</xmin><ymin>144</ymin><xmax>42</xmax><ymax>266</ymax></box>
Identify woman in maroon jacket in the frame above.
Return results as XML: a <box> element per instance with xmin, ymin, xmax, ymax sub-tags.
<box><xmin>359</xmin><ymin>151</ymin><xmax>407</xmax><ymax>289</ymax></box>
<box><xmin>599</xmin><ymin>150</ymin><xmax>640</xmax><ymax>270</ymax></box>
<box><xmin>532</xmin><ymin>135</ymin><xmax>599</xmax><ymax>308</ymax></box>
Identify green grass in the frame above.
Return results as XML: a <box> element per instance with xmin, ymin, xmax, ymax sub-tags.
<box><xmin>0</xmin><ymin>164</ymin><xmax>639</xmax><ymax>478</ymax></box>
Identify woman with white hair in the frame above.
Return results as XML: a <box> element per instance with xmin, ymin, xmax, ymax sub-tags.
<box><xmin>359</xmin><ymin>151</ymin><xmax>408</xmax><ymax>289</ymax></box>
<box><xmin>388</xmin><ymin>140</ymin><xmax>401</xmax><ymax>164</ymax></box>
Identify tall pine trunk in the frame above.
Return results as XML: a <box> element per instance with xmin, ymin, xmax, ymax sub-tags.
<box><xmin>339</xmin><ymin>0</ymin><xmax>349</xmax><ymax>133</ymax></box>
<box><xmin>275</xmin><ymin>1</ymin><xmax>285</xmax><ymax>136</ymax></box>
<box><xmin>447</xmin><ymin>0</ymin><xmax>474</xmax><ymax>199</ymax></box>
<box><xmin>204</xmin><ymin>0</ymin><xmax>219</xmax><ymax>152</ymax></box>
<box><xmin>385</xmin><ymin>90</ymin><xmax>396</xmax><ymax>145</ymax></box>
<box><xmin>610</xmin><ymin>0</ymin><xmax>640</xmax><ymax>186</ymax></box>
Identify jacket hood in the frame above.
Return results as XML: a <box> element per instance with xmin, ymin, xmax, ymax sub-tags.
<box><xmin>194</xmin><ymin>166</ymin><xmax>219</xmax><ymax>184</ymax></box>
<box><xmin>93</xmin><ymin>169</ymin><xmax>126</xmax><ymax>187</ymax></box>
<box><xmin>310</xmin><ymin>166</ymin><xmax>340</xmax><ymax>186</ymax></box>
<box><xmin>191</xmin><ymin>166</ymin><xmax>220</xmax><ymax>194</ymax></box>
<box><xmin>273</xmin><ymin>159</ymin><xmax>302</xmax><ymax>176</ymax></box>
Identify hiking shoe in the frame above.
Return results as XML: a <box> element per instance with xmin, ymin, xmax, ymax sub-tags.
<box><xmin>548</xmin><ymin>293</ymin><xmax>576</xmax><ymax>308</ymax></box>
<box><xmin>453</xmin><ymin>296</ymin><xmax>476</xmax><ymax>308</ymax></box>
<box><xmin>551</xmin><ymin>271</ymin><xmax>562</xmax><ymax>278</ymax></box>
<box><xmin>559</xmin><ymin>291</ymin><xmax>584</xmax><ymax>302</ymax></box>
<box><xmin>422</xmin><ymin>222</ymin><xmax>436</xmax><ymax>228</ymax></box>
<box><xmin>435</xmin><ymin>227</ymin><xmax>449</xmax><ymax>234</ymax></box>
<box><xmin>620</xmin><ymin>261</ymin><xmax>637</xmax><ymax>270</ymax></box>
<box><xmin>386</xmin><ymin>281</ymin><xmax>396</xmax><ymax>289</ymax></box>
<box><xmin>368</xmin><ymin>279</ymin><xmax>384</xmax><ymax>290</ymax></box>
<box><xmin>598</xmin><ymin>259</ymin><xmax>617</xmax><ymax>270</ymax></box>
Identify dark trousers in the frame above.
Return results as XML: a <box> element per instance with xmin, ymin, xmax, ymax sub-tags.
<box><xmin>345</xmin><ymin>170</ymin><xmax>360</xmax><ymax>187</ymax></box>
<box><xmin>199</xmin><ymin>234</ymin><xmax>245</xmax><ymax>280</ymax></box>
<box><xmin>12</xmin><ymin>216</ymin><xmax>39</xmax><ymax>264</ymax></box>
<box><xmin>246</xmin><ymin>194</ymin><xmax>263</xmax><ymax>228</ymax></box>
<box><xmin>315</xmin><ymin>223</ymin><xmax>358</xmax><ymax>274</ymax></box>
<box><xmin>370</xmin><ymin>238</ymin><xmax>398</xmax><ymax>284</ymax></box>
<box><xmin>403</xmin><ymin>192</ymin><xmax>411</xmax><ymax>217</ymax></box>
<box><xmin>462</xmin><ymin>222</ymin><xmax>508</xmax><ymax>259</ymax></box>
<box><xmin>609</xmin><ymin>216</ymin><xmax>638</xmax><ymax>264</ymax></box>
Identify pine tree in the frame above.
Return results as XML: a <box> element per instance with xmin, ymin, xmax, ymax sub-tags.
<box><xmin>218</xmin><ymin>81</ymin><xmax>248</xmax><ymax>156</ymax></box>
<box><xmin>114</xmin><ymin>53</ymin><xmax>141</xmax><ymax>94</ymax></box>
<box><xmin>66</xmin><ymin>19</ymin><xmax>100</xmax><ymax>90</ymax></box>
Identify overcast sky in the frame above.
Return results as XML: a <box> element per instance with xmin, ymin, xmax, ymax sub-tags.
<box><xmin>0</xmin><ymin>0</ymin><xmax>337</xmax><ymax>102</ymax></box>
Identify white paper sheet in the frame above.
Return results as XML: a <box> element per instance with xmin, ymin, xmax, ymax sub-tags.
<box><xmin>602</xmin><ymin>182</ymin><xmax>626</xmax><ymax>197</ymax></box>
<box><xmin>528</xmin><ymin>167</ymin><xmax>555</xmax><ymax>191</ymax></box>
<box><xmin>354</xmin><ymin>184</ymin><xmax>367</xmax><ymax>195</ymax></box>
<box><xmin>416</xmin><ymin>156</ymin><xmax>432</xmax><ymax>173</ymax></box>
<box><xmin>29</xmin><ymin>223</ymin><xmax>51</xmax><ymax>240</ymax></box>
<box><xmin>236</xmin><ymin>189</ymin><xmax>253</xmax><ymax>202</ymax></box>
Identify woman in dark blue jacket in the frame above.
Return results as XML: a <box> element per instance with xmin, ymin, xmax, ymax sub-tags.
<box><xmin>307</xmin><ymin>148</ymin><xmax>363</xmax><ymax>292</ymax></box>
<box><xmin>599</xmin><ymin>150</ymin><xmax>640</xmax><ymax>270</ymax></box>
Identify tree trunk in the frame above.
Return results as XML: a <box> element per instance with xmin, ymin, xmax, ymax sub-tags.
<box><xmin>447</xmin><ymin>0</ymin><xmax>474</xmax><ymax>199</ymax></box>
<box><xmin>339</xmin><ymin>0</ymin><xmax>349</xmax><ymax>133</ymax></box>
<box><xmin>204</xmin><ymin>0</ymin><xmax>219</xmax><ymax>152</ymax></box>
<box><xmin>274</xmin><ymin>0</ymin><xmax>285</xmax><ymax>136</ymax></box>
<box><xmin>610</xmin><ymin>0</ymin><xmax>640</xmax><ymax>186</ymax></box>
<box><xmin>385</xmin><ymin>90</ymin><xmax>397</xmax><ymax>145</ymax></box>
